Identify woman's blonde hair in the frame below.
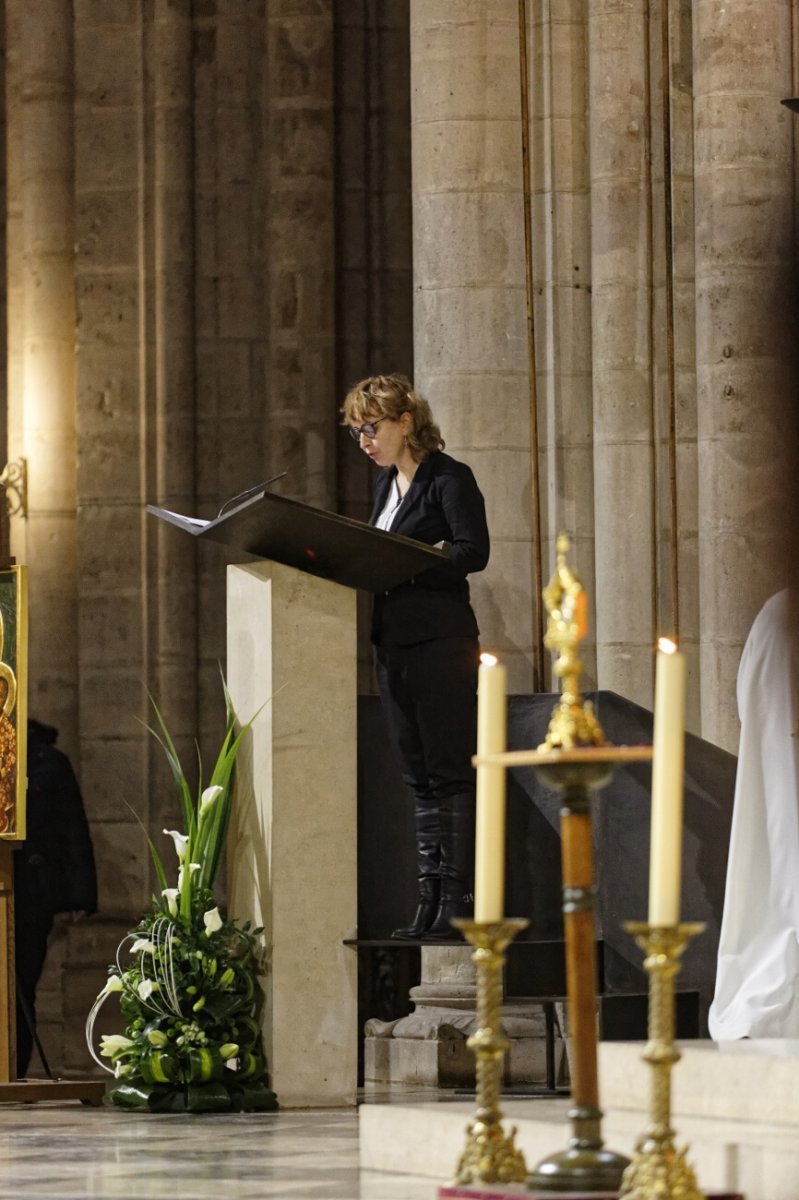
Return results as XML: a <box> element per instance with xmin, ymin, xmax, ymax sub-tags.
<box><xmin>342</xmin><ymin>374</ymin><xmax>444</xmax><ymax>461</ymax></box>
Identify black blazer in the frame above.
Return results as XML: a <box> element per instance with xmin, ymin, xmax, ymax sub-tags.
<box><xmin>369</xmin><ymin>451</ymin><xmax>490</xmax><ymax>646</ymax></box>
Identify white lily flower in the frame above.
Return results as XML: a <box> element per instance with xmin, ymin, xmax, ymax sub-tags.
<box><xmin>177</xmin><ymin>862</ymin><xmax>201</xmax><ymax>893</ymax></box>
<box><xmin>163</xmin><ymin>828</ymin><xmax>189</xmax><ymax>862</ymax></box>
<box><xmin>162</xmin><ymin>887</ymin><xmax>179</xmax><ymax>917</ymax></box>
<box><xmin>99</xmin><ymin>1034</ymin><xmax>135</xmax><ymax>1058</ymax></box>
<box><xmin>98</xmin><ymin>975</ymin><xmax>124</xmax><ymax>998</ymax></box>
<box><xmin>137</xmin><ymin>979</ymin><xmax>159</xmax><ymax>1001</ymax></box>
<box><xmin>129</xmin><ymin>938</ymin><xmax>155</xmax><ymax>955</ymax></box>
<box><xmin>203</xmin><ymin>906</ymin><xmax>223</xmax><ymax>936</ymax></box>
<box><xmin>200</xmin><ymin>784</ymin><xmax>224</xmax><ymax>813</ymax></box>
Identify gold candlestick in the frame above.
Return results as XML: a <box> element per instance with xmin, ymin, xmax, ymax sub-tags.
<box><xmin>471</xmin><ymin>534</ymin><xmax>652</xmax><ymax>1193</ymax></box>
<box><xmin>450</xmin><ymin>918</ymin><xmax>529</xmax><ymax>1187</ymax></box>
<box><xmin>619</xmin><ymin>922</ymin><xmax>706</xmax><ymax>1200</ymax></box>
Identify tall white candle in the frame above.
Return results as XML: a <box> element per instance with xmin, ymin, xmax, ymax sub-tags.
<box><xmin>474</xmin><ymin>653</ymin><xmax>507</xmax><ymax>922</ymax></box>
<box><xmin>648</xmin><ymin>637</ymin><xmax>687</xmax><ymax>926</ymax></box>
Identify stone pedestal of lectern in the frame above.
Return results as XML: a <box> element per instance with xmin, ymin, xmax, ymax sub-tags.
<box><xmin>226</xmin><ymin>560</ymin><xmax>357</xmax><ymax>1108</ymax></box>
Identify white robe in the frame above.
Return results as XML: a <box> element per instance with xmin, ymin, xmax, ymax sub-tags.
<box><xmin>709</xmin><ymin>589</ymin><xmax>799</xmax><ymax>1039</ymax></box>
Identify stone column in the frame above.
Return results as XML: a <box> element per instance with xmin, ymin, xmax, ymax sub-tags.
<box><xmin>266</xmin><ymin>2</ymin><xmax>337</xmax><ymax>512</ymax></box>
<box><xmin>693</xmin><ymin>0</ymin><xmax>797</xmax><ymax>751</ymax></box>
<box><xmin>13</xmin><ymin>0</ymin><xmax>78</xmax><ymax>750</ymax></box>
<box><xmin>144</xmin><ymin>0</ymin><xmax>201</xmax><ymax>835</ymax></box>
<box><xmin>334</xmin><ymin>1</ymin><xmax>413</xmax><ymax>520</ymax></box>
<box><xmin>410</xmin><ymin>0</ymin><xmax>533</xmax><ymax>688</ymax></box>
<box><xmin>528</xmin><ymin>2</ymin><xmax>596</xmax><ymax>685</ymax></box>
<box><xmin>657</xmin><ymin>0</ymin><xmax>701</xmax><ymax>732</ymax></box>
<box><xmin>588</xmin><ymin>0</ymin><xmax>656</xmax><ymax>709</ymax></box>
<box><xmin>190</xmin><ymin>2</ymin><xmax>273</xmax><ymax>757</ymax></box>
<box><xmin>5</xmin><ymin>1</ymin><xmax>24</xmax><ymax>555</ymax></box>
<box><xmin>74</xmin><ymin>0</ymin><xmax>199</xmax><ymax>912</ymax></box>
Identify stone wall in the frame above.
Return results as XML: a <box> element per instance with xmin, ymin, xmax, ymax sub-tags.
<box><xmin>4</xmin><ymin>0</ymin><xmax>413</xmax><ymax>1077</ymax></box>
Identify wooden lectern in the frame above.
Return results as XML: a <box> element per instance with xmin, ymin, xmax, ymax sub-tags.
<box><xmin>149</xmin><ymin>486</ymin><xmax>443</xmax><ymax>1107</ymax></box>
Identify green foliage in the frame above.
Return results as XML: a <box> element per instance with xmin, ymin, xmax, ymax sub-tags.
<box><xmin>87</xmin><ymin>679</ymin><xmax>277</xmax><ymax>1114</ymax></box>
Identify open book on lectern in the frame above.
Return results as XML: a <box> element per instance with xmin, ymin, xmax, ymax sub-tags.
<box><xmin>146</xmin><ymin>480</ymin><xmax>446</xmax><ymax>594</ymax></box>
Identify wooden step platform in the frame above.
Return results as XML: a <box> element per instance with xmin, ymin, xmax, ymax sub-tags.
<box><xmin>0</xmin><ymin>1078</ymin><xmax>106</xmax><ymax>1104</ymax></box>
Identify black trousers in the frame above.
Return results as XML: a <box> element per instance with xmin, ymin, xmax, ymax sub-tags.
<box><xmin>15</xmin><ymin>909</ymin><xmax>53</xmax><ymax>1077</ymax></box>
<box><xmin>375</xmin><ymin>636</ymin><xmax>478</xmax><ymax>888</ymax></box>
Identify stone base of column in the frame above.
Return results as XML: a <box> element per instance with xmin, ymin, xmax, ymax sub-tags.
<box><xmin>364</xmin><ymin>947</ymin><xmax>563</xmax><ymax>1088</ymax></box>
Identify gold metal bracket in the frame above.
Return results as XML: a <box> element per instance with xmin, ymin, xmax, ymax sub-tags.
<box><xmin>0</xmin><ymin>459</ymin><xmax>27</xmax><ymax>519</ymax></box>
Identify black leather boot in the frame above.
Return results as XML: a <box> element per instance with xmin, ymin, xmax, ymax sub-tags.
<box><xmin>423</xmin><ymin>793</ymin><xmax>475</xmax><ymax>940</ymax></box>
<box><xmin>391</xmin><ymin>877</ymin><xmax>440</xmax><ymax>939</ymax></box>
<box><xmin>391</xmin><ymin>794</ymin><xmax>441</xmax><ymax>940</ymax></box>
<box><xmin>423</xmin><ymin>882</ymin><xmax>474</xmax><ymax>939</ymax></box>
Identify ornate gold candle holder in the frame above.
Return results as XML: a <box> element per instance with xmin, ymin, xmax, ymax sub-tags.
<box><xmin>450</xmin><ymin>918</ymin><xmax>529</xmax><ymax>1187</ymax></box>
<box><xmin>619</xmin><ymin>922</ymin><xmax>706</xmax><ymax>1200</ymax></box>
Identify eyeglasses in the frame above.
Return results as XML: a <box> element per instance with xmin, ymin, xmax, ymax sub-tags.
<box><xmin>348</xmin><ymin>417</ymin><xmax>390</xmax><ymax>442</ymax></box>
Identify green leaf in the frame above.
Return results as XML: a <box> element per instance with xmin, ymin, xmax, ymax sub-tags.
<box><xmin>117</xmin><ymin>796</ymin><xmax>169</xmax><ymax>894</ymax></box>
<box><xmin>185</xmin><ymin>1082</ymin><xmax>233</xmax><ymax>1112</ymax></box>
<box><xmin>141</xmin><ymin>692</ymin><xmax>196</xmax><ymax>840</ymax></box>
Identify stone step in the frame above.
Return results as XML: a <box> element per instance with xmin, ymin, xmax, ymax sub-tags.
<box><xmin>599</xmin><ymin>1036</ymin><xmax>799</xmax><ymax>1125</ymax></box>
<box><xmin>359</xmin><ymin>1038</ymin><xmax>799</xmax><ymax>1200</ymax></box>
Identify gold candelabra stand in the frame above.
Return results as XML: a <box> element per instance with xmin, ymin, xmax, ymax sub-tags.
<box><xmin>619</xmin><ymin>922</ymin><xmax>706</xmax><ymax>1200</ymax></box>
<box><xmin>450</xmin><ymin>918</ymin><xmax>529</xmax><ymax>1187</ymax></box>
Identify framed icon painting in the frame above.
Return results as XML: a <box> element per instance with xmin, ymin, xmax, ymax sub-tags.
<box><xmin>0</xmin><ymin>566</ymin><xmax>26</xmax><ymax>839</ymax></box>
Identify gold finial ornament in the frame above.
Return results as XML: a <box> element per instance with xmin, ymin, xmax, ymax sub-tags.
<box><xmin>540</xmin><ymin>532</ymin><xmax>604</xmax><ymax>750</ymax></box>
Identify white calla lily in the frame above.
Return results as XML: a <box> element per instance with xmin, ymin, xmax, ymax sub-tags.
<box><xmin>177</xmin><ymin>862</ymin><xmax>201</xmax><ymax>893</ymax></box>
<box><xmin>99</xmin><ymin>1034</ymin><xmax>135</xmax><ymax>1058</ymax></box>
<box><xmin>200</xmin><ymin>784</ymin><xmax>224</xmax><ymax>813</ymax></box>
<box><xmin>98</xmin><ymin>974</ymin><xmax>124</xmax><ymax>998</ymax></box>
<box><xmin>163</xmin><ymin>828</ymin><xmax>189</xmax><ymax>861</ymax></box>
<box><xmin>203</xmin><ymin>906</ymin><xmax>223</xmax><ymax>936</ymax></box>
<box><xmin>137</xmin><ymin>979</ymin><xmax>159</xmax><ymax>1001</ymax></box>
<box><xmin>161</xmin><ymin>888</ymin><xmax>179</xmax><ymax>917</ymax></box>
<box><xmin>129</xmin><ymin>938</ymin><xmax>155</xmax><ymax>955</ymax></box>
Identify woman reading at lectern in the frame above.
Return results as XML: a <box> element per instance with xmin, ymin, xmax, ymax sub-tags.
<box><xmin>342</xmin><ymin>374</ymin><xmax>490</xmax><ymax>939</ymax></box>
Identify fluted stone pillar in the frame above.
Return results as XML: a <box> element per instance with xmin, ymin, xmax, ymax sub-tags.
<box><xmin>528</xmin><ymin>1</ymin><xmax>596</xmax><ymax>686</ymax></box>
<box><xmin>658</xmin><ymin>0</ymin><xmax>701</xmax><ymax>732</ymax></box>
<box><xmin>12</xmin><ymin>0</ymin><xmax>78</xmax><ymax>751</ymax></box>
<box><xmin>693</xmin><ymin>0</ymin><xmax>797</xmax><ymax>751</ymax></box>
<box><xmin>410</xmin><ymin>0</ymin><xmax>534</xmax><ymax>688</ymax></box>
<box><xmin>74</xmin><ymin>1</ymin><xmax>198</xmax><ymax>916</ymax></box>
<box><xmin>266</xmin><ymin>2</ymin><xmax>336</xmax><ymax>512</ymax></box>
<box><xmin>148</xmin><ymin>0</ymin><xmax>199</xmax><ymax>829</ymax></box>
<box><xmin>5</xmin><ymin>4</ymin><xmax>24</xmax><ymax>558</ymax></box>
<box><xmin>588</xmin><ymin>0</ymin><xmax>656</xmax><ymax>710</ymax></box>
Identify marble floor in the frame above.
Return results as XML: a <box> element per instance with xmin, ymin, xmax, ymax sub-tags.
<box><xmin>0</xmin><ymin>1100</ymin><xmax>440</xmax><ymax>1200</ymax></box>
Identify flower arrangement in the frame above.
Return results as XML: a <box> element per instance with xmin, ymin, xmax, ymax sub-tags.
<box><xmin>86</xmin><ymin>683</ymin><xmax>277</xmax><ymax>1113</ymax></box>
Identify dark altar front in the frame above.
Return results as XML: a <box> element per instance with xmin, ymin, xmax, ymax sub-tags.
<box><xmin>357</xmin><ymin>690</ymin><xmax>736</xmax><ymax>1038</ymax></box>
